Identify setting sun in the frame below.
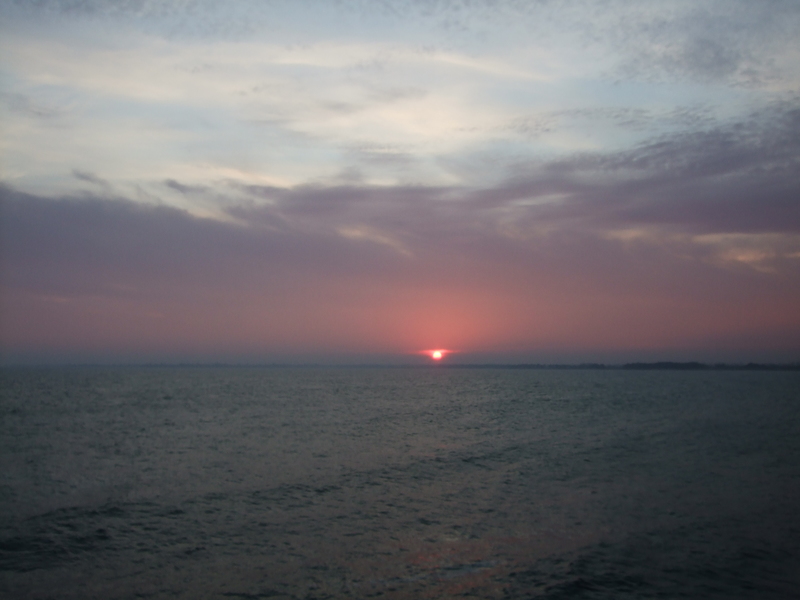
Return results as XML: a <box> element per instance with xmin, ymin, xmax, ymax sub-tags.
<box><xmin>423</xmin><ymin>349</ymin><xmax>452</xmax><ymax>361</ymax></box>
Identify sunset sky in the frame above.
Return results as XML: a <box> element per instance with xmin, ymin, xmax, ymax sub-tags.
<box><xmin>1</xmin><ymin>0</ymin><xmax>799</xmax><ymax>364</ymax></box>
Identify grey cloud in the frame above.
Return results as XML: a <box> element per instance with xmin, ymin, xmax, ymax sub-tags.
<box><xmin>6</xmin><ymin>1</ymin><xmax>798</xmax><ymax>88</ymax></box>
<box><xmin>679</xmin><ymin>37</ymin><xmax>742</xmax><ymax>80</ymax></box>
<box><xmin>320</xmin><ymin>101</ymin><xmax>364</xmax><ymax>116</ymax></box>
<box><xmin>230</xmin><ymin>182</ymin><xmax>453</xmax><ymax>244</ymax></box>
<box><xmin>215</xmin><ymin>99</ymin><xmax>800</xmax><ymax>244</ymax></box>
<box><xmin>0</xmin><ymin>184</ymin><xmax>416</xmax><ymax>299</ymax></box>
<box><xmin>164</xmin><ymin>179</ymin><xmax>207</xmax><ymax>195</ymax></box>
<box><xmin>346</xmin><ymin>144</ymin><xmax>417</xmax><ymax>168</ymax></box>
<box><xmin>72</xmin><ymin>169</ymin><xmax>111</xmax><ymax>187</ymax></box>
<box><xmin>559</xmin><ymin>105</ymin><xmax>715</xmax><ymax>132</ymax></box>
<box><xmin>507</xmin><ymin>115</ymin><xmax>554</xmax><ymax>139</ymax></box>
<box><xmin>332</xmin><ymin>167</ymin><xmax>366</xmax><ymax>184</ymax></box>
<box><xmin>6</xmin><ymin>0</ymin><xmax>165</xmax><ymax>19</ymax></box>
<box><xmin>509</xmin><ymin>105</ymin><xmax>715</xmax><ymax>140</ymax></box>
<box><xmin>488</xmin><ymin>101</ymin><xmax>800</xmax><ymax>235</ymax></box>
<box><xmin>609</xmin><ymin>1</ymin><xmax>800</xmax><ymax>85</ymax></box>
<box><xmin>620</xmin><ymin>33</ymin><xmax>743</xmax><ymax>83</ymax></box>
<box><xmin>2</xmin><ymin>0</ymin><xmax>275</xmax><ymax>40</ymax></box>
<box><xmin>392</xmin><ymin>1</ymin><xmax>800</xmax><ymax>87</ymax></box>
<box><xmin>0</xmin><ymin>92</ymin><xmax>61</xmax><ymax>119</ymax></box>
<box><xmin>364</xmin><ymin>86</ymin><xmax>427</xmax><ymax>104</ymax></box>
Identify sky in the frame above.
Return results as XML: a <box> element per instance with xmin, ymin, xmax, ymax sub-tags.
<box><xmin>1</xmin><ymin>0</ymin><xmax>799</xmax><ymax>365</ymax></box>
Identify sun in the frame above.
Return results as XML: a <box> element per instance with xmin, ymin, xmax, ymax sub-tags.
<box><xmin>419</xmin><ymin>348</ymin><xmax>453</xmax><ymax>361</ymax></box>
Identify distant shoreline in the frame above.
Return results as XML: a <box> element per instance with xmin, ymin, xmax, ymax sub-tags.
<box><xmin>448</xmin><ymin>362</ymin><xmax>800</xmax><ymax>371</ymax></box>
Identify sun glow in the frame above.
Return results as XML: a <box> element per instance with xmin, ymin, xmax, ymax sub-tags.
<box><xmin>422</xmin><ymin>348</ymin><xmax>451</xmax><ymax>361</ymax></box>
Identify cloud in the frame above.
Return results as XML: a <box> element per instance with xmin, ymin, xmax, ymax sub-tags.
<box><xmin>164</xmin><ymin>179</ymin><xmax>207</xmax><ymax>195</ymax></box>
<box><xmin>4</xmin><ymin>0</ymin><xmax>798</xmax><ymax>197</ymax></box>
<box><xmin>487</xmin><ymin>101</ymin><xmax>800</xmax><ymax>235</ymax></box>
<box><xmin>336</xmin><ymin>225</ymin><xmax>412</xmax><ymax>257</ymax></box>
<box><xmin>0</xmin><ymin>92</ymin><xmax>62</xmax><ymax>119</ymax></box>
<box><xmin>4</xmin><ymin>123</ymin><xmax>799</xmax><ymax>363</ymax></box>
<box><xmin>606</xmin><ymin>1</ymin><xmax>800</xmax><ymax>86</ymax></box>
<box><xmin>72</xmin><ymin>169</ymin><xmax>111</xmax><ymax>188</ymax></box>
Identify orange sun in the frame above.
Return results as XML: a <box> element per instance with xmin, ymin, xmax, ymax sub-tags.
<box><xmin>419</xmin><ymin>348</ymin><xmax>453</xmax><ymax>361</ymax></box>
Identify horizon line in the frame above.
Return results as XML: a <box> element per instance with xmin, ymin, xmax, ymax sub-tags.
<box><xmin>2</xmin><ymin>361</ymin><xmax>799</xmax><ymax>371</ymax></box>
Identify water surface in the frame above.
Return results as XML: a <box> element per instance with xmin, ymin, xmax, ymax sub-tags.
<box><xmin>1</xmin><ymin>367</ymin><xmax>799</xmax><ymax>598</ymax></box>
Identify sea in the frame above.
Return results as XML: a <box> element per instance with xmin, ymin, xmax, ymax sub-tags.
<box><xmin>1</xmin><ymin>367</ymin><xmax>799</xmax><ymax>599</ymax></box>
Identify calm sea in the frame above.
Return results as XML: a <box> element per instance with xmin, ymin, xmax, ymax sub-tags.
<box><xmin>1</xmin><ymin>367</ymin><xmax>799</xmax><ymax>599</ymax></box>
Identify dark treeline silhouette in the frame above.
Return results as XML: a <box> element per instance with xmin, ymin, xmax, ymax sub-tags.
<box><xmin>620</xmin><ymin>362</ymin><xmax>800</xmax><ymax>371</ymax></box>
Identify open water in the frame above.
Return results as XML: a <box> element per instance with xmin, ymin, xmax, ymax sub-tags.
<box><xmin>1</xmin><ymin>367</ymin><xmax>799</xmax><ymax>599</ymax></box>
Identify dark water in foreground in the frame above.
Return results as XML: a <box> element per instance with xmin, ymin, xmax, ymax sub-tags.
<box><xmin>1</xmin><ymin>368</ymin><xmax>799</xmax><ymax>599</ymax></box>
